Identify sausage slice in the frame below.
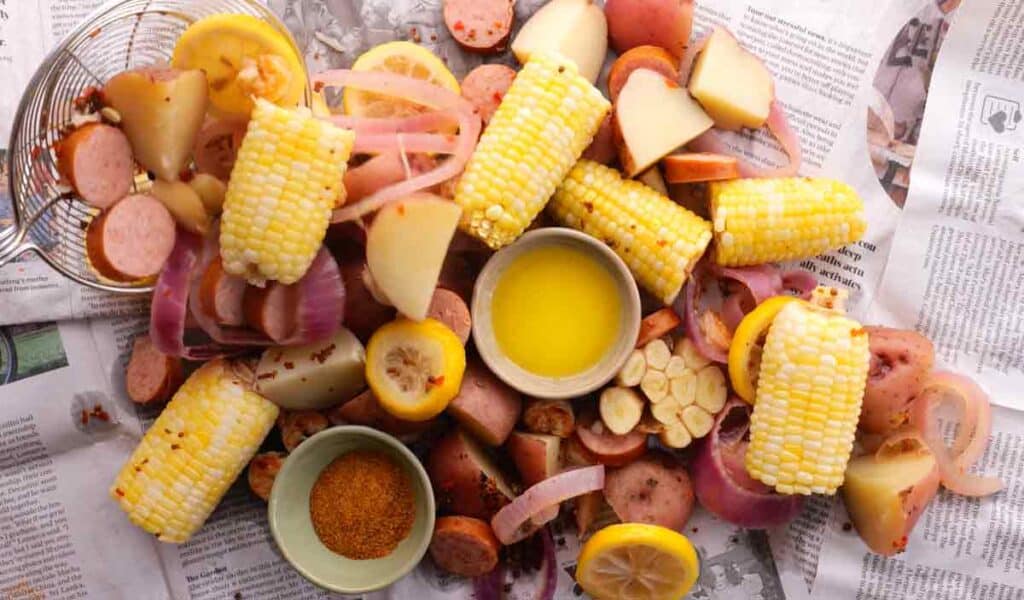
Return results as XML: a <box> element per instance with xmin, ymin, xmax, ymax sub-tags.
<box><xmin>443</xmin><ymin>0</ymin><xmax>515</xmax><ymax>54</ymax></box>
<box><xmin>243</xmin><ymin>282</ymin><xmax>297</xmax><ymax>342</ymax></box>
<box><xmin>198</xmin><ymin>257</ymin><xmax>247</xmax><ymax>326</ymax></box>
<box><xmin>125</xmin><ymin>335</ymin><xmax>183</xmax><ymax>404</ymax></box>
<box><xmin>603</xmin><ymin>451</ymin><xmax>695</xmax><ymax>530</ymax></box>
<box><xmin>430</xmin><ymin>516</ymin><xmax>500</xmax><ymax>577</ymax></box>
<box><xmin>460</xmin><ymin>64</ymin><xmax>517</xmax><ymax>125</ymax></box>
<box><xmin>86</xmin><ymin>194</ymin><xmax>176</xmax><ymax>281</ymax></box>
<box><xmin>57</xmin><ymin>123</ymin><xmax>135</xmax><ymax>209</ymax></box>
<box><xmin>574</xmin><ymin>410</ymin><xmax>648</xmax><ymax>466</ymax></box>
<box><xmin>448</xmin><ymin>359</ymin><xmax>521</xmax><ymax>446</ymax></box>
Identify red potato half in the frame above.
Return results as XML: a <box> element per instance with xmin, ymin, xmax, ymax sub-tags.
<box><xmin>603</xmin><ymin>451</ymin><xmax>695</xmax><ymax>530</ymax></box>
<box><xmin>448</xmin><ymin>359</ymin><xmax>522</xmax><ymax>446</ymax></box>
<box><xmin>428</xmin><ymin>428</ymin><xmax>515</xmax><ymax>520</ymax></box>
<box><xmin>604</xmin><ymin>0</ymin><xmax>693</xmax><ymax>59</ymax></box>
<box><xmin>56</xmin><ymin>123</ymin><xmax>134</xmax><ymax>209</ymax></box>
<box><xmin>506</xmin><ymin>431</ymin><xmax>561</xmax><ymax>487</ymax></box>
<box><xmin>340</xmin><ymin>260</ymin><xmax>396</xmax><ymax>343</ymax></box>
<box><xmin>860</xmin><ymin>327</ymin><xmax>935</xmax><ymax>434</ymax></box>
<box><xmin>663</xmin><ymin>153</ymin><xmax>741</xmax><ymax>184</ymax></box>
<box><xmin>842</xmin><ymin>432</ymin><xmax>941</xmax><ymax>556</ymax></box>
<box><xmin>327</xmin><ymin>389</ymin><xmax>436</xmax><ymax>442</ymax></box>
<box><xmin>575</xmin><ymin>410</ymin><xmax>648</xmax><ymax>467</ymax></box>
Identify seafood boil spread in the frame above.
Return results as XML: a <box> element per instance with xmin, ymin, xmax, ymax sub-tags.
<box><xmin>44</xmin><ymin>0</ymin><xmax>1004</xmax><ymax>597</ymax></box>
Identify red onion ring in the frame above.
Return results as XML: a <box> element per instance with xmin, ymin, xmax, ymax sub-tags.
<box><xmin>472</xmin><ymin>564</ymin><xmax>505</xmax><ymax>600</ymax></box>
<box><xmin>687</xmin><ymin>100</ymin><xmax>802</xmax><ymax>177</ymax></box>
<box><xmin>711</xmin><ymin>264</ymin><xmax>783</xmax><ymax>304</ymax></box>
<box><xmin>780</xmin><ymin>269</ymin><xmax>818</xmax><ymax>299</ymax></box>
<box><xmin>909</xmin><ymin>372</ymin><xmax>1003</xmax><ymax>497</ymax></box>
<box><xmin>329</xmin><ymin>110</ymin><xmax>459</xmax><ymax>134</ymax></box>
<box><xmin>692</xmin><ymin>399</ymin><xmax>804</xmax><ymax>528</ymax></box>
<box><xmin>538</xmin><ymin>527</ymin><xmax>558</xmax><ymax>600</ymax></box>
<box><xmin>313</xmin><ymin>71</ymin><xmax>481</xmax><ymax>223</ymax></box>
<box><xmin>352</xmin><ymin>132</ymin><xmax>459</xmax><ymax>155</ymax></box>
<box><xmin>491</xmin><ymin>465</ymin><xmax>605</xmax><ymax>545</ymax></box>
<box><xmin>279</xmin><ymin>248</ymin><xmax>345</xmax><ymax>346</ymax></box>
<box><xmin>677</xmin><ymin>270</ymin><xmax>728</xmax><ymax>363</ymax></box>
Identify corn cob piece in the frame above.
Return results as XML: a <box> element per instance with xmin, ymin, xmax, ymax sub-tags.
<box><xmin>709</xmin><ymin>177</ymin><xmax>867</xmax><ymax>267</ymax></box>
<box><xmin>111</xmin><ymin>360</ymin><xmax>279</xmax><ymax>543</ymax></box>
<box><xmin>745</xmin><ymin>302</ymin><xmax>870</xmax><ymax>495</ymax></box>
<box><xmin>220</xmin><ymin>98</ymin><xmax>354</xmax><ymax>285</ymax></box>
<box><xmin>550</xmin><ymin>160</ymin><xmax>713</xmax><ymax>304</ymax></box>
<box><xmin>454</xmin><ymin>53</ymin><xmax>610</xmax><ymax>249</ymax></box>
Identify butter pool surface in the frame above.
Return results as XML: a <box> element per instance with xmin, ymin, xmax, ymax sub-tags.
<box><xmin>490</xmin><ymin>244</ymin><xmax>622</xmax><ymax>378</ymax></box>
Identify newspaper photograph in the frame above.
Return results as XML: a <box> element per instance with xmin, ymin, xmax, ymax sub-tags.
<box><xmin>0</xmin><ymin>0</ymin><xmax>1021</xmax><ymax>599</ymax></box>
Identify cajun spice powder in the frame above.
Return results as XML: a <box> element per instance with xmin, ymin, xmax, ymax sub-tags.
<box><xmin>309</xmin><ymin>450</ymin><xmax>416</xmax><ymax>560</ymax></box>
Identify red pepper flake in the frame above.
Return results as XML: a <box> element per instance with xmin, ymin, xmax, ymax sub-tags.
<box><xmin>257</xmin><ymin>371</ymin><xmax>277</xmax><ymax>380</ymax></box>
<box><xmin>171</xmin><ymin>444</ymin><xmax>181</xmax><ymax>450</ymax></box>
<box><xmin>583</xmin><ymin>201</ymin><xmax>594</xmax><ymax>213</ymax></box>
<box><xmin>115</xmin><ymin>488</ymin><xmax>125</xmax><ymax>497</ymax></box>
<box><xmin>310</xmin><ymin>343</ymin><xmax>336</xmax><ymax>364</ymax></box>
<box><xmin>664</xmin><ymin>78</ymin><xmax>680</xmax><ymax>89</ymax></box>
<box><xmin>31</xmin><ymin>146</ymin><xmax>43</xmax><ymax>160</ymax></box>
<box><xmin>453</xmin><ymin>20</ymin><xmax>465</xmax><ymax>31</ymax></box>
<box><xmin>314</xmin><ymin>81</ymin><xmax>326</xmax><ymax>93</ymax></box>
<box><xmin>467</xmin><ymin>29</ymin><xmax>477</xmax><ymax>40</ymax></box>
<box><xmin>80</xmin><ymin>410</ymin><xmax>89</xmax><ymax>425</ymax></box>
<box><xmin>426</xmin><ymin>375</ymin><xmax>446</xmax><ymax>389</ymax></box>
<box><xmin>177</xmin><ymin>432</ymin><xmax>185</xmax><ymax>438</ymax></box>
<box><xmin>851</xmin><ymin>327</ymin><xmax>867</xmax><ymax>337</ymax></box>
<box><xmin>89</xmin><ymin>27</ymin><xmax>102</xmax><ymax>38</ymax></box>
<box><xmin>657</xmin><ymin>240</ymin><xmax>668</xmax><ymax>247</ymax></box>
<box><xmin>397</xmin><ymin>204</ymin><xmax>406</xmax><ymax>216</ymax></box>
<box><xmin>493</xmin><ymin>21</ymin><xmax>504</xmax><ymax>28</ymax></box>
<box><xmin>89</xmin><ymin>405</ymin><xmax>110</xmax><ymax>422</ymax></box>
<box><xmin>492</xmin><ymin>91</ymin><xmax>504</xmax><ymax>103</ymax></box>
<box><xmin>164</xmin><ymin>428</ymin><xmax>172</xmax><ymax>435</ymax></box>
<box><xmin>283</xmin><ymin>361</ymin><xmax>295</xmax><ymax>370</ymax></box>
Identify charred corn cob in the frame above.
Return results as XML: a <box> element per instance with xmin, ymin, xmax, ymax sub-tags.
<box><xmin>745</xmin><ymin>301</ymin><xmax>870</xmax><ymax>495</ymax></box>
<box><xmin>550</xmin><ymin>160</ymin><xmax>713</xmax><ymax>304</ymax></box>
<box><xmin>220</xmin><ymin>98</ymin><xmax>354</xmax><ymax>285</ymax></box>
<box><xmin>709</xmin><ymin>178</ymin><xmax>867</xmax><ymax>266</ymax></box>
<box><xmin>111</xmin><ymin>360</ymin><xmax>279</xmax><ymax>543</ymax></box>
<box><xmin>454</xmin><ymin>53</ymin><xmax>610</xmax><ymax>249</ymax></box>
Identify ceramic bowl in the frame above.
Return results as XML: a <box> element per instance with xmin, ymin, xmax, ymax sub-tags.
<box><xmin>471</xmin><ymin>227</ymin><xmax>642</xmax><ymax>398</ymax></box>
<box><xmin>268</xmin><ymin>426</ymin><xmax>435</xmax><ymax>594</ymax></box>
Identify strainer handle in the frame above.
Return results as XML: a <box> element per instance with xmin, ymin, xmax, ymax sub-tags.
<box><xmin>0</xmin><ymin>225</ymin><xmax>35</xmax><ymax>269</ymax></box>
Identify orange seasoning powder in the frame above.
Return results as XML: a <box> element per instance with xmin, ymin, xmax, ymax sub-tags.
<box><xmin>309</xmin><ymin>450</ymin><xmax>416</xmax><ymax>560</ymax></box>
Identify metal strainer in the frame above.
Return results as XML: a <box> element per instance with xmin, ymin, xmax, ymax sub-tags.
<box><xmin>0</xmin><ymin>0</ymin><xmax>309</xmax><ymax>293</ymax></box>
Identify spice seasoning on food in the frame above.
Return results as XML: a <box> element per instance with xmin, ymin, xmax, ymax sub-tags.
<box><xmin>309</xmin><ymin>450</ymin><xmax>416</xmax><ymax>560</ymax></box>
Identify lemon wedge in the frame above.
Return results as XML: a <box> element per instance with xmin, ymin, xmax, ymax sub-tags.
<box><xmin>344</xmin><ymin>41</ymin><xmax>460</xmax><ymax>118</ymax></box>
<box><xmin>727</xmin><ymin>295</ymin><xmax>798</xmax><ymax>403</ymax></box>
<box><xmin>576</xmin><ymin>524</ymin><xmax>700</xmax><ymax>600</ymax></box>
<box><xmin>172</xmin><ymin>14</ymin><xmax>306</xmax><ymax>117</ymax></box>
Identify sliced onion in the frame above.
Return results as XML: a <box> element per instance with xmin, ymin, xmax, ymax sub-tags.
<box><xmin>538</xmin><ymin>527</ymin><xmax>558</xmax><ymax>600</ymax></box>
<box><xmin>149</xmin><ymin>230</ymin><xmax>242</xmax><ymax>360</ymax></box>
<box><xmin>343</xmin><ymin>151</ymin><xmax>407</xmax><ymax>204</ymax></box>
<box><xmin>352</xmin><ymin>132</ymin><xmax>459</xmax><ymax>155</ymax></box>
<box><xmin>711</xmin><ymin>264</ymin><xmax>782</xmax><ymax>304</ymax></box>
<box><xmin>313</xmin><ymin>70</ymin><xmax>481</xmax><ymax>222</ymax></box>
<box><xmin>780</xmin><ymin>269</ymin><xmax>818</xmax><ymax>299</ymax></box>
<box><xmin>909</xmin><ymin>372</ymin><xmax>1003</xmax><ymax>497</ymax></box>
<box><xmin>720</xmin><ymin>293</ymin><xmax>750</xmax><ymax>332</ymax></box>
<box><xmin>687</xmin><ymin>100</ymin><xmax>802</xmax><ymax>177</ymax></box>
<box><xmin>472</xmin><ymin>564</ymin><xmax>505</xmax><ymax>600</ymax></box>
<box><xmin>678</xmin><ymin>271</ymin><xmax>728</xmax><ymax>363</ymax></box>
<box><xmin>329</xmin><ymin>110</ymin><xmax>459</xmax><ymax>135</ymax></box>
<box><xmin>692</xmin><ymin>399</ymin><xmax>805</xmax><ymax>528</ymax></box>
<box><xmin>491</xmin><ymin>465</ymin><xmax>605</xmax><ymax>545</ymax></box>
<box><xmin>280</xmin><ymin>248</ymin><xmax>345</xmax><ymax>346</ymax></box>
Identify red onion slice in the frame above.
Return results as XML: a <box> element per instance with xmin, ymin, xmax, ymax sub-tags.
<box><xmin>329</xmin><ymin>110</ymin><xmax>459</xmax><ymax>134</ymax></box>
<box><xmin>352</xmin><ymin>132</ymin><xmax>459</xmax><ymax>155</ymax></box>
<box><xmin>692</xmin><ymin>399</ymin><xmax>804</xmax><ymax>528</ymax></box>
<box><xmin>909</xmin><ymin>372</ymin><xmax>1003</xmax><ymax>497</ymax></box>
<box><xmin>538</xmin><ymin>527</ymin><xmax>558</xmax><ymax>600</ymax></box>
<box><xmin>678</xmin><ymin>271</ymin><xmax>728</xmax><ymax>363</ymax></box>
<box><xmin>491</xmin><ymin>465</ymin><xmax>605</xmax><ymax>545</ymax></box>
<box><xmin>711</xmin><ymin>264</ymin><xmax>783</xmax><ymax>304</ymax></box>
<box><xmin>780</xmin><ymin>269</ymin><xmax>818</xmax><ymax>299</ymax></box>
<box><xmin>472</xmin><ymin>564</ymin><xmax>505</xmax><ymax>600</ymax></box>
<box><xmin>280</xmin><ymin>248</ymin><xmax>345</xmax><ymax>346</ymax></box>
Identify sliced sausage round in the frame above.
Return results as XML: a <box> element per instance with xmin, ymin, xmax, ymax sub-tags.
<box><xmin>125</xmin><ymin>335</ymin><xmax>183</xmax><ymax>404</ymax></box>
<box><xmin>198</xmin><ymin>257</ymin><xmax>247</xmax><ymax>326</ymax></box>
<box><xmin>86</xmin><ymin>194</ymin><xmax>176</xmax><ymax>281</ymax></box>
<box><xmin>57</xmin><ymin>123</ymin><xmax>134</xmax><ymax>209</ymax></box>
<box><xmin>603</xmin><ymin>451</ymin><xmax>695</xmax><ymax>530</ymax></box>
<box><xmin>443</xmin><ymin>0</ymin><xmax>515</xmax><ymax>54</ymax></box>
<box><xmin>574</xmin><ymin>410</ymin><xmax>648</xmax><ymax>466</ymax></box>
<box><xmin>460</xmin><ymin>64</ymin><xmax>517</xmax><ymax>125</ymax></box>
<box><xmin>340</xmin><ymin>260</ymin><xmax>396</xmax><ymax>342</ymax></box>
<box><xmin>430</xmin><ymin>516</ymin><xmax>501</xmax><ymax>577</ymax></box>
<box><xmin>243</xmin><ymin>282</ymin><xmax>297</xmax><ymax>342</ymax></box>
<box><xmin>427</xmin><ymin>288</ymin><xmax>472</xmax><ymax>344</ymax></box>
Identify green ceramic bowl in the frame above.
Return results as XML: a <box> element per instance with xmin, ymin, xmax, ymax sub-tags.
<box><xmin>268</xmin><ymin>426</ymin><xmax>435</xmax><ymax>594</ymax></box>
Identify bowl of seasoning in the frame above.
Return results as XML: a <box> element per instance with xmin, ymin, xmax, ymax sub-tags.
<box><xmin>472</xmin><ymin>228</ymin><xmax>642</xmax><ymax>398</ymax></box>
<box><xmin>268</xmin><ymin>425</ymin><xmax>434</xmax><ymax>594</ymax></box>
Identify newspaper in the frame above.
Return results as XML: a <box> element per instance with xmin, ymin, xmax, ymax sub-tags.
<box><xmin>1</xmin><ymin>0</ymin><xmax>1022</xmax><ymax>598</ymax></box>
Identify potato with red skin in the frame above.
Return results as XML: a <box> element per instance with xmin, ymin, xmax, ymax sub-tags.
<box><xmin>448</xmin><ymin>360</ymin><xmax>522</xmax><ymax>446</ymax></box>
<box><xmin>843</xmin><ymin>431</ymin><xmax>940</xmax><ymax>555</ymax></box>
<box><xmin>506</xmin><ymin>431</ymin><xmax>561</xmax><ymax>487</ymax></box>
<box><xmin>581</xmin><ymin>115</ymin><xmax>618</xmax><ymax>165</ymax></box>
<box><xmin>340</xmin><ymin>260</ymin><xmax>396</xmax><ymax>342</ymax></box>
<box><xmin>575</xmin><ymin>410</ymin><xmax>648</xmax><ymax>466</ymax></box>
<box><xmin>428</xmin><ymin>428</ymin><xmax>515</xmax><ymax>520</ymax></box>
<box><xmin>604</xmin><ymin>0</ymin><xmax>693</xmax><ymax>59</ymax></box>
<box><xmin>327</xmin><ymin>389</ymin><xmax>436</xmax><ymax>442</ymax></box>
<box><xmin>603</xmin><ymin>450</ymin><xmax>695</xmax><ymax>530</ymax></box>
<box><xmin>860</xmin><ymin>327</ymin><xmax>935</xmax><ymax>434</ymax></box>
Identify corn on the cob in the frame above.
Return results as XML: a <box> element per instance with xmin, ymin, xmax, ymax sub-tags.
<box><xmin>745</xmin><ymin>301</ymin><xmax>870</xmax><ymax>495</ymax></box>
<box><xmin>454</xmin><ymin>53</ymin><xmax>610</xmax><ymax>249</ymax></box>
<box><xmin>709</xmin><ymin>177</ymin><xmax>867</xmax><ymax>266</ymax></box>
<box><xmin>220</xmin><ymin>98</ymin><xmax>354</xmax><ymax>285</ymax></box>
<box><xmin>550</xmin><ymin>160</ymin><xmax>713</xmax><ymax>304</ymax></box>
<box><xmin>111</xmin><ymin>360</ymin><xmax>279</xmax><ymax>543</ymax></box>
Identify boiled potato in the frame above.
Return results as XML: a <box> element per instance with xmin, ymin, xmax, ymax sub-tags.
<box><xmin>151</xmin><ymin>180</ymin><xmax>211</xmax><ymax>235</ymax></box>
<box><xmin>188</xmin><ymin>173</ymin><xmax>227</xmax><ymax>215</ymax></box>
<box><xmin>860</xmin><ymin>327</ymin><xmax>935</xmax><ymax>434</ymax></box>
<box><xmin>254</xmin><ymin>328</ymin><xmax>366</xmax><ymax>410</ymax></box>
<box><xmin>604</xmin><ymin>0</ymin><xmax>693</xmax><ymax>59</ymax></box>
<box><xmin>104</xmin><ymin>67</ymin><xmax>209</xmax><ymax>181</ymax></box>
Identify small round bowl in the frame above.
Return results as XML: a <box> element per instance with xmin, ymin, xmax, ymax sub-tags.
<box><xmin>268</xmin><ymin>426</ymin><xmax>435</xmax><ymax>594</ymax></box>
<box><xmin>472</xmin><ymin>228</ymin><xmax>642</xmax><ymax>398</ymax></box>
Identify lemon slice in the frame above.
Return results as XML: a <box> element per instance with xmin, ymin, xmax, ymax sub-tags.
<box><xmin>365</xmin><ymin>319</ymin><xmax>466</xmax><ymax>421</ymax></box>
<box><xmin>727</xmin><ymin>296</ymin><xmax>798</xmax><ymax>403</ymax></box>
<box><xmin>576</xmin><ymin>524</ymin><xmax>700</xmax><ymax>600</ymax></box>
<box><xmin>172</xmin><ymin>14</ymin><xmax>306</xmax><ymax>118</ymax></box>
<box><xmin>344</xmin><ymin>41</ymin><xmax>460</xmax><ymax>118</ymax></box>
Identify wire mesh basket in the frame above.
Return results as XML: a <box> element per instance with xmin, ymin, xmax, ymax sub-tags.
<box><xmin>0</xmin><ymin>0</ymin><xmax>309</xmax><ymax>294</ymax></box>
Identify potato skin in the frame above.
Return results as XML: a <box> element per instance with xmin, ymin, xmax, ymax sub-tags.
<box><xmin>428</xmin><ymin>429</ymin><xmax>513</xmax><ymax>520</ymax></box>
<box><xmin>860</xmin><ymin>327</ymin><xmax>935</xmax><ymax>434</ymax></box>
<box><xmin>604</xmin><ymin>0</ymin><xmax>693</xmax><ymax>59</ymax></box>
